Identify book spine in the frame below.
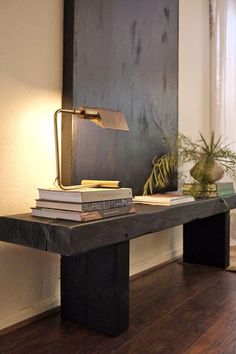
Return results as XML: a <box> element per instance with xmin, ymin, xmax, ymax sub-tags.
<box><xmin>183</xmin><ymin>190</ymin><xmax>235</xmax><ymax>198</ymax></box>
<box><xmin>182</xmin><ymin>184</ymin><xmax>217</xmax><ymax>192</ymax></box>
<box><xmin>200</xmin><ymin>192</ymin><xmax>218</xmax><ymax>198</ymax></box>
<box><xmin>81</xmin><ymin>198</ymin><xmax>133</xmax><ymax>212</ymax></box>
<box><xmin>216</xmin><ymin>182</ymin><xmax>234</xmax><ymax>191</ymax></box>
<box><xmin>217</xmin><ymin>187</ymin><xmax>235</xmax><ymax>192</ymax></box>
<box><xmin>183</xmin><ymin>183</ymin><xmax>235</xmax><ymax>193</ymax></box>
<box><xmin>218</xmin><ymin>190</ymin><xmax>235</xmax><ymax>197</ymax></box>
<box><xmin>36</xmin><ymin>198</ymin><xmax>133</xmax><ymax>212</ymax></box>
<box><xmin>80</xmin><ymin>206</ymin><xmax>134</xmax><ymax>221</ymax></box>
<box><xmin>32</xmin><ymin>205</ymin><xmax>134</xmax><ymax>222</ymax></box>
<box><xmin>38</xmin><ymin>188</ymin><xmax>133</xmax><ymax>203</ymax></box>
<box><xmin>81</xmin><ymin>189</ymin><xmax>132</xmax><ymax>202</ymax></box>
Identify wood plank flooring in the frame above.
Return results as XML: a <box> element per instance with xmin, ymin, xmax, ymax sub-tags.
<box><xmin>1</xmin><ymin>261</ymin><xmax>236</xmax><ymax>354</ymax></box>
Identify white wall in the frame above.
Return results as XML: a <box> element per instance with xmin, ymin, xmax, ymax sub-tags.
<box><xmin>179</xmin><ymin>0</ymin><xmax>211</xmax><ymax>137</ymax></box>
<box><xmin>0</xmin><ymin>0</ymin><xmax>210</xmax><ymax>330</ymax></box>
<box><xmin>0</xmin><ymin>1</ymin><xmax>63</xmax><ymax>330</ymax></box>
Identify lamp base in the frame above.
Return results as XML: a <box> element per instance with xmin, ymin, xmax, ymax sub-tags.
<box><xmin>54</xmin><ymin>179</ymin><xmax>98</xmax><ymax>190</ymax></box>
<box><xmin>54</xmin><ymin>179</ymin><xmax>122</xmax><ymax>190</ymax></box>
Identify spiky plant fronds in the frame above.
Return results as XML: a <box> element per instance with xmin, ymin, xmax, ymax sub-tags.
<box><xmin>143</xmin><ymin>153</ymin><xmax>178</xmax><ymax>195</ymax></box>
<box><xmin>143</xmin><ymin>131</ymin><xmax>236</xmax><ymax>196</ymax></box>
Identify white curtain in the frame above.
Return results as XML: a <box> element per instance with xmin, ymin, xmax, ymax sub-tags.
<box><xmin>210</xmin><ymin>0</ymin><xmax>236</xmax><ymax>243</ymax></box>
<box><xmin>210</xmin><ymin>0</ymin><xmax>236</xmax><ymax>146</ymax></box>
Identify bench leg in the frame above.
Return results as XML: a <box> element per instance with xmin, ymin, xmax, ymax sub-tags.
<box><xmin>61</xmin><ymin>241</ymin><xmax>129</xmax><ymax>336</ymax></box>
<box><xmin>183</xmin><ymin>211</ymin><xmax>230</xmax><ymax>268</ymax></box>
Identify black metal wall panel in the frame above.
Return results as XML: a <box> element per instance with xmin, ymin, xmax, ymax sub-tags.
<box><xmin>65</xmin><ymin>0</ymin><xmax>178</xmax><ymax>195</ymax></box>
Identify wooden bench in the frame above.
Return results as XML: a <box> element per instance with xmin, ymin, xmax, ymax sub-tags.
<box><xmin>0</xmin><ymin>195</ymin><xmax>234</xmax><ymax>336</ymax></box>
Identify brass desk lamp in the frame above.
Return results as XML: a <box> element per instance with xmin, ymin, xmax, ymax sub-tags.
<box><xmin>54</xmin><ymin>106</ymin><xmax>129</xmax><ymax>190</ymax></box>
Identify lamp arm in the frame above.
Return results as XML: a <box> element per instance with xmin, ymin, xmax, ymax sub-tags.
<box><xmin>54</xmin><ymin>109</ymin><xmax>63</xmax><ymax>188</ymax></box>
<box><xmin>53</xmin><ymin>105</ymin><xmax>128</xmax><ymax>190</ymax></box>
<box><xmin>54</xmin><ymin>108</ymin><xmax>81</xmax><ymax>190</ymax></box>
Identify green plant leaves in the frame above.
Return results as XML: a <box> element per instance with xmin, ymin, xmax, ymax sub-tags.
<box><xmin>143</xmin><ymin>131</ymin><xmax>236</xmax><ymax>196</ymax></box>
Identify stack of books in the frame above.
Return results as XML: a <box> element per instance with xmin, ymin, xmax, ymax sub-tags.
<box><xmin>182</xmin><ymin>182</ymin><xmax>235</xmax><ymax>198</ymax></box>
<box><xmin>31</xmin><ymin>187</ymin><xmax>134</xmax><ymax>222</ymax></box>
<box><xmin>133</xmin><ymin>192</ymin><xmax>195</xmax><ymax>206</ymax></box>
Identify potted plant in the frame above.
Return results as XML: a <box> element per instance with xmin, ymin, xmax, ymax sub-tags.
<box><xmin>143</xmin><ymin>131</ymin><xmax>236</xmax><ymax>197</ymax></box>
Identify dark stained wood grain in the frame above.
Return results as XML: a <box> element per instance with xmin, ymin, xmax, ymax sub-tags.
<box><xmin>0</xmin><ymin>196</ymin><xmax>234</xmax><ymax>256</ymax></box>
<box><xmin>61</xmin><ymin>254</ymin><xmax>87</xmax><ymax>326</ymax></box>
<box><xmin>0</xmin><ymin>262</ymin><xmax>231</xmax><ymax>354</ymax></box>
<box><xmin>61</xmin><ymin>241</ymin><xmax>129</xmax><ymax>336</ymax></box>
<box><xmin>86</xmin><ymin>241</ymin><xmax>129</xmax><ymax>335</ymax></box>
<box><xmin>115</xmin><ymin>272</ymin><xmax>236</xmax><ymax>354</ymax></box>
<box><xmin>184</xmin><ymin>211</ymin><xmax>230</xmax><ymax>268</ymax></box>
<box><xmin>0</xmin><ymin>214</ymin><xmax>49</xmax><ymax>251</ymax></box>
<box><xmin>63</xmin><ymin>0</ymin><xmax>179</xmax><ymax>195</ymax></box>
<box><xmin>186</xmin><ymin>310</ymin><xmax>236</xmax><ymax>354</ymax></box>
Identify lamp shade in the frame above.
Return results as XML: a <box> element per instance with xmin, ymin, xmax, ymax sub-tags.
<box><xmin>76</xmin><ymin>107</ymin><xmax>129</xmax><ymax>131</ymax></box>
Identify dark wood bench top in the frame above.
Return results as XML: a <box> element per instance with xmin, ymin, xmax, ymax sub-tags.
<box><xmin>0</xmin><ymin>195</ymin><xmax>235</xmax><ymax>256</ymax></box>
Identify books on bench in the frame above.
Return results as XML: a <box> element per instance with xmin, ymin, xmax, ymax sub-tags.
<box><xmin>38</xmin><ymin>187</ymin><xmax>132</xmax><ymax>203</ymax></box>
<box><xmin>32</xmin><ymin>186</ymin><xmax>134</xmax><ymax>222</ymax></box>
<box><xmin>35</xmin><ymin>198</ymin><xmax>133</xmax><ymax>212</ymax></box>
<box><xmin>32</xmin><ymin>205</ymin><xmax>134</xmax><ymax>222</ymax></box>
<box><xmin>133</xmin><ymin>192</ymin><xmax>195</xmax><ymax>206</ymax></box>
<box><xmin>182</xmin><ymin>182</ymin><xmax>235</xmax><ymax>198</ymax></box>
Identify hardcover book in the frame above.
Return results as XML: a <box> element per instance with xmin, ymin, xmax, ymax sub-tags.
<box><xmin>182</xmin><ymin>182</ymin><xmax>235</xmax><ymax>198</ymax></box>
<box><xmin>38</xmin><ymin>187</ymin><xmax>133</xmax><ymax>203</ymax></box>
<box><xmin>35</xmin><ymin>198</ymin><xmax>133</xmax><ymax>212</ymax></box>
<box><xmin>182</xmin><ymin>182</ymin><xmax>235</xmax><ymax>192</ymax></box>
<box><xmin>31</xmin><ymin>205</ymin><xmax>134</xmax><ymax>222</ymax></box>
<box><xmin>183</xmin><ymin>190</ymin><xmax>235</xmax><ymax>198</ymax></box>
<box><xmin>133</xmin><ymin>193</ymin><xmax>195</xmax><ymax>206</ymax></box>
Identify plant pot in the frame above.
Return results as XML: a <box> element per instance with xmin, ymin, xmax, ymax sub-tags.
<box><xmin>190</xmin><ymin>161</ymin><xmax>224</xmax><ymax>183</ymax></box>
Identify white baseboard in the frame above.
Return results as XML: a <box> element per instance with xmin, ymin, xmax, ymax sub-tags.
<box><xmin>130</xmin><ymin>247</ymin><xmax>183</xmax><ymax>276</ymax></box>
<box><xmin>0</xmin><ymin>296</ymin><xmax>60</xmax><ymax>331</ymax></box>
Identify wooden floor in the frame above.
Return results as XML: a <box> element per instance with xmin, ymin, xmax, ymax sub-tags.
<box><xmin>1</xmin><ymin>261</ymin><xmax>236</xmax><ymax>354</ymax></box>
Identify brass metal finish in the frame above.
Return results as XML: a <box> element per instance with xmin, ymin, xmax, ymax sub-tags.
<box><xmin>54</xmin><ymin>107</ymin><xmax>128</xmax><ymax>190</ymax></box>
